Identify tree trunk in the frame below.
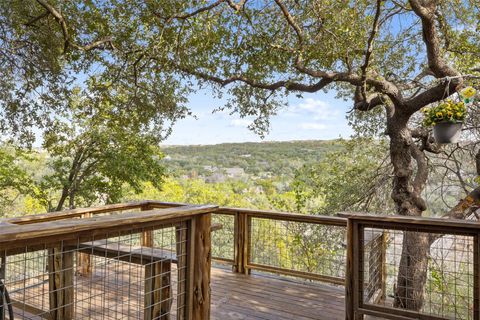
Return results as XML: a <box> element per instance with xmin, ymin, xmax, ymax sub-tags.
<box><xmin>55</xmin><ymin>186</ymin><xmax>69</xmax><ymax>212</ymax></box>
<box><xmin>393</xmin><ymin>232</ymin><xmax>430</xmax><ymax>310</ymax></box>
<box><xmin>388</xmin><ymin>115</ymin><xmax>430</xmax><ymax>311</ymax></box>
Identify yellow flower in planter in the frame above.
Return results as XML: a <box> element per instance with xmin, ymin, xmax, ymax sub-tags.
<box><xmin>460</xmin><ymin>86</ymin><xmax>477</xmax><ymax>104</ymax></box>
<box><xmin>461</xmin><ymin>86</ymin><xmax>476</xmax><ymax>99</ymax></box>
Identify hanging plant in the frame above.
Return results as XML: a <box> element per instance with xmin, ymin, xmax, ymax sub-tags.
<box><xmin>422</xmin><ymin>86</ymin><xmax>476</xmax><ymax>144</ymax></box>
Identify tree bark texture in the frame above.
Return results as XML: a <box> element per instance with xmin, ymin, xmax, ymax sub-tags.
<box><xmin>388</xmin><ymin>113</ymin><xmax>431</xmax><ymax>311</ymax></box>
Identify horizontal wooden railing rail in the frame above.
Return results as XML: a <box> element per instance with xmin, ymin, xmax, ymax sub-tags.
<box><xmin>4</xmin><ymin>201</ymin><xmax>476</xmax><ymax>320</ymax></box>
<box><xmin>149</xmin><ymin>202</ymin><xmax>386</xmax><ymax>292</ymax></box>
<box><xmin>147</xmin><ymin>201</ymin><xmax>351</xmax><ymax>283</ymax></box>
<box><xmin>0</xmin><ymin>205</ymin><xmax>217</xmax><ymax>320</ymax></box>
<box><xmin>1</xmin><ymin>202</ymin><xmax>388</xmax><ymax>291</ymax></box>
<box><xmin>341</xmin><ymin>212</ymin><xmax>480</xmax><ymax>320</ymax></box>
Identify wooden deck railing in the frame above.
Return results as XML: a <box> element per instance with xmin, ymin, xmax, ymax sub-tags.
<box><xmin>343</xmin><ymin>212</ymin><xmax>480</xmax><ymax>320</ymax></box>
<box><xmin>2</xmin><ymin>200</ymin><xmax>476</xmax><ymax>320</ymax></box>
<box><xmin>147</xmin><ymin>201</ymin><xmax>387</xmax><ymax>288</ymax></box>
<box><xmin>0</xmin><ymin>204</ymin><xmax>216</xmax><ymax>320</ymax></box>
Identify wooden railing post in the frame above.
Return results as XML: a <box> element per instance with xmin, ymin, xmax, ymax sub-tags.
<box><xmin>190</xmin><ymin>212</ymin><xmax>211</xmax><ymax>320</ymax></box>
<box><xmin>233</xmin><ymin>212</ymin><xmax>250</xmax><ymax>274</ymax></box>
<box><xmin>48</xmin><ymin>246</ymin><xmax>74</xmax><ymax>320</ymax></box>
<box><xmin>346</xmin><ymin>218</ymin><xmax>355</xmax><ymax>320</ymax></box>
<box><xmin>141</xmin><ymin>204</ymin><xmax>154</xmax><ymax>247</ymax></box>
<box><xmin>77</xmin><ymin>212</ymin><xmax>93</xmax><ymax>277</ymax></box>
<box><xmin>474</xmin><ymin>233</ymin><xmax>480</xmax><ymax>320</ymax></box>
<box><xmin>144</xmin><ymin>260</ymin><xmax>172</xmax><ymax>320</ymax></box>
<box><xmin>346</xmin><ymin>218</ymin><xmax>364</xmax><ymax>320</ymax></box>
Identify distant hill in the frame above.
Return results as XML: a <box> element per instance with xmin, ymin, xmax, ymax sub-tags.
<box><xmin>162</xmin><ymin>140</ymin><xmax>342</xmax><ymax>180</ymax></box>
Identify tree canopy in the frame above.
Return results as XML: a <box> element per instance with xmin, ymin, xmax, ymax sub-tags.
<box><xmin>2</xmin><ymin>0</ymin><xmax>480</xmax><ymax>310</ymax></box>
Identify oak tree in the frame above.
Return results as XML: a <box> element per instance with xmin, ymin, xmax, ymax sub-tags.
<box><xmin>2</xmin><ymin>0</ymin><xmax>480</xmax><ymax>310</ymax></box>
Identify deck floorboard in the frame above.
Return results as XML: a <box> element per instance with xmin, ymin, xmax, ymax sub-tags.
<box><xmin>211</xmin><ymin>267</ymin><xmax>345</xmax><ymax>320</ymax></box>
<box><xmin>9</xmin><ymin>266</ymin><xmax>345</xmax><ymax>319</ymax></box>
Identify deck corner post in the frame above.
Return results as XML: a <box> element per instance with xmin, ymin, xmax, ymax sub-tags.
<box><xmin>191</xmin><ymin>212</ymin><xmax>212</xmax><ymax>320</ymax></box>
<box><xmin>474</xmin><ymin>233</ymin><xmax>480</xmax><ymax>320</ymax></box>
<box><xmin>233</xmin><ymin>212</ymin><xmax>249</xmax><ymax>274</ymax></box>
<box><xmin>345</xmin><ymin>218</ymin><xmax>355</xmax><ymax>320</ymax></box>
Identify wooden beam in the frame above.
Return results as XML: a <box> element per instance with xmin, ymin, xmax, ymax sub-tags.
<box><xmin>144</xmin><ymin>260</ymin><xmax>172</xmax><ymax>320</ymax></box>
<box><xmin>76</xmin><ymin>240</ymin><xmax>177</xmax><ymax>265</ymax></box>
<box><xmin>10</xmin><ymin>299</ymin><xmax>53</xmax><ymax>320</ymax></box>
<box><xmin>48</xmin><ymin>246</ymin><xmax>74</xmax><ymax>320</ymax></box>
<box><xmin>3</xmin><ymin>201</ymin><xmax>148</xmax><ymax>225</ymax></box>
<box><xmin>147</xmin><ymin>201</ymin><xmax>347</xmax><ymax>226</ymax></box>
<box><xmin>0</xmin><ymin>205</ymin><xmax>218</xmax><ymax>251</ymax></box>
<box><xmin>76</xmin><ymin>212</ymin><xmax>93</xmax><ymax>277</ymax></box>
<box><xmin>141</xmin><ymin>205</ymin><xmax>154</xmax><ymax>247</ymax></box>
<box><xmin>345</xmin><ymin>219</ymin><xmax>355</xmax><ymax>320</ymax></box>
<box><xmin>191</xmin><ymin>213</ymin><xmax>211</xmax><ymax>320</ymax></box>
<box><xmin>246</xmin><ymin>263</ymin><xmax>345</xmax><ymax>285</ymax></box>
<box><xmin>234</xmin><ymin>212</ymin><xmax>249</xmax><ymax>274</ymax></box>
<box><xmin>474</xmin><ymin>234</ymin><xmax>479</xmax><ymax>320</ymax></box>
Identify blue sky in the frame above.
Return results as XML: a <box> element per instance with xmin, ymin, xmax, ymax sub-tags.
<box><xmin>163</xmin><ymin>90</ymin><xmax>353</xmax><ymax>145</ymax></box>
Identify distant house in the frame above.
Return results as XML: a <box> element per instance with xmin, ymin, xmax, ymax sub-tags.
<box><xmin>225</xmin><ymin>167</ymin><xmax>245</xmax><ymax>178</ymax></box>
<box><xmin>205</xmin><ymin>172</ymin><xmax>226</xmax><ymax>183</ymax></box>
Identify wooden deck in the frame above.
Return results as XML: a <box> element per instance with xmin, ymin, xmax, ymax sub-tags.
<box><xmin>211</xmin><ymin>267</ymin><xmax>345</xmax><ymax>320</ymax></box>
<box><xmin>9</xmin><ymin>265</ymin><xmax>345</xmax><ymax>319</ymax></box>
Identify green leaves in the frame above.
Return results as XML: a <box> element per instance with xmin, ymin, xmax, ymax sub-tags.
<box><xmin>292</xmin><ymin>138</ymin><xmax>392</xmax><ymax>214</ymax></box>
<box><xmin>37</xmin><ymin>85</ymin><xmax>168</xmax><ymax>210</ymax></box>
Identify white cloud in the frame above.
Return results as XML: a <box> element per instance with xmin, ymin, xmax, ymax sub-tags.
<box><xmin>230</xmin><ymin>118</ymin><xmax>252</xmax><ymax>127</ymax></box>
<box><xmin>299</xmin><ymin>123</ymin><xmax>327</xmax><ymax>130</ymax></box>
<box><xmin>288</xmin><ymin>98</ymin><xmax>340</xmax><ymax>120</ymax></box>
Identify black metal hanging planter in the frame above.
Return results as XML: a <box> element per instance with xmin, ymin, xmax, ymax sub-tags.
<box><xmin>422</xmin><ymin>86</ymin><xmax>476</xmax><ymax>144</ymax></box>
<box><xmin>432</xmin><ymin>121</ymin><xmax>463</xmax><ymax>144</ymax></box>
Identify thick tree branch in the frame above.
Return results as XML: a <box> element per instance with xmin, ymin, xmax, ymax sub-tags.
<box><xmin>35</xmin><ymin>0</ymin><xmax>114</xmax><ymax>53</ymax></box>
<box><xmin>405</xmin><ymin>78</ymin><xmax>459</xmax><ymax>113</ymax></box>
<box><xmin>411</xmin><ymin>127</ymin><xmax>441</xmax><ymax>154</ymax></box>
<box><xmin>360</xmin><ymin>0</ymin><xmax>382</xmax><ymax>100</ymax></box>
<box><xmin>409</xmin><ymin>0</ymin><xmax>459</xmax><ymax>79</ymax></box>
<box><xmin>354</xmin><ymin>88</ymin><xmax>386</xmax><ymax>111</ymax></box>
<box><xmin>274</xmin><ymin>0</ymin><xmax>303</xmax><ymax>46</ymax></box>
<box><xmin>398</xmin><ymin>0</ymin><xmax>462</xmax><ymax>114</ymax></box>
<box><xmin>174</xmin><ymin>59</ymin><xmax>407</xmax><ymax>103</ymax></box>
<box><xmin>155</xmin><ymin>0</ymin><xmax>224</xmax><ymax>22</ymax></box>
<box><xmin>24</xmin><ymin>10</ymin><xmax>49</xmax><ymax>27</ymax></box>
<box><xmin>175</xmin><ymin>63</ymin><xmax>334</xmax><ymax>92</ymax></box>
<box><xmin>225</xmin><ymin>0</ymin><xmax>248</xmax><ymax>11</ymax></box>
<box><xmin>410</xmin><ymin>143</ymin><xmax>428</xmax><ymax>195</ymax></box>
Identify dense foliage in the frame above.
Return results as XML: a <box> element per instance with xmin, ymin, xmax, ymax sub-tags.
<box><xmin>1</xmin><ymin>0</ymin><xmax>480</xmax><ymax>311</ymax></box>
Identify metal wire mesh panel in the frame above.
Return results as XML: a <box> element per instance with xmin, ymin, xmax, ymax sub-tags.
<box><xmin>249</xmin><ymin>217</ymin><xmax>346</xmax><ymax>282</ymax></box>
<box><xmin>1</xmin><ymin>224</ymin><xmax>187</xmax><ymax>320</ymax></box>
<box><xmin>361</xmin><ymin>227</ymin><xmax>475</xmax><ymax>320</ymax></box>
<box><xmin>211</xmin><ymin>214</ymin><xmax>234</xmax><ymax>262</ymax></box>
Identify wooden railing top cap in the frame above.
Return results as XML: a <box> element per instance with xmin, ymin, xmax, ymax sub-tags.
<box><xmin>1</xmin><ymin>201</ymin><xmax>151</xmax><ymax>225</ymax></box>
<box><xmin>338</xmin><ymin>211</ymin><xmax>480</xmax><ymax>231</ymax></box>
<box><xmin>0</xmin><ymin>205</ymin><xmax>218</xmax><ymax>244</ymax></box>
